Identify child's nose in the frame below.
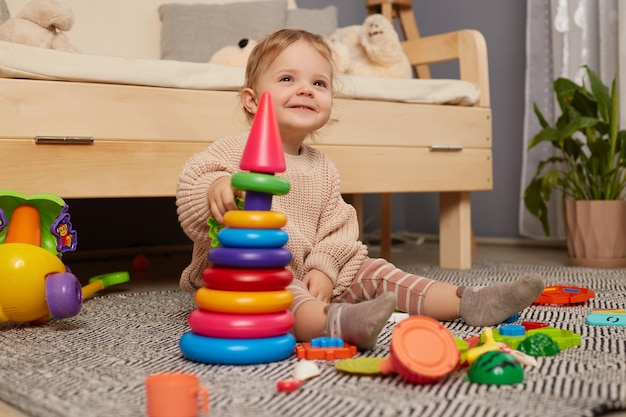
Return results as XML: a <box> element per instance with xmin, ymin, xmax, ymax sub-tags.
<box><xmin>297</xmin><ymin>84</ymin><xmax>313</xmax><ymax>96</ymax></box>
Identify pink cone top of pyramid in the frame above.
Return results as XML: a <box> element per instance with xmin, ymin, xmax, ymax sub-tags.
<box><xmin>240</xmin><ymin>92</ymin><xmax>286</xmax><ymax>173</ymax></box>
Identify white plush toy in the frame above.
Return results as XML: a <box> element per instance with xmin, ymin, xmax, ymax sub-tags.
<box><xmin>0</xmin><ymin>0</ymin><xmax>76</xmax><ymax>52</ymax></box>
<box><xmin>209</xmin><ymin>38</ymin><xmax>258</xmax><ymax>66</ymax></box>
<box><xmin>328</xmin><ymin>14</ymin><xmax>412</xmax><ymax>79</ymax></box>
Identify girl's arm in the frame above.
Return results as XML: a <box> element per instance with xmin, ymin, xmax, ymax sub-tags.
<box><xmin>176</xmin><ymin>134</ymin><xmax>246</xmax><ymax>246</ymax></box>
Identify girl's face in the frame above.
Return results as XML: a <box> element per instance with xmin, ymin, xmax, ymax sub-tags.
<box><xmin>241</xmin><ymin>40</ymin><xmax>333</xmax><ymax>155</ymax></box>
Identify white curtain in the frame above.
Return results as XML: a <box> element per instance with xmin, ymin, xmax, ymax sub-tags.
<box><xmin>519</xmin><ymin>0</ymin><xmax>625</xmax><ymax>239</ymax></box>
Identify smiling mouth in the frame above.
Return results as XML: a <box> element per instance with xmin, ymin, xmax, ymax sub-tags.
<box><xmin>290</xmin><ymin>105</ymin><xmax>315</xmax><ymax>111</ymax></box>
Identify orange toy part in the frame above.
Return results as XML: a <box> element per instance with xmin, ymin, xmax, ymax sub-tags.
<box><xmin>5</xmin><ymin>205</ymin><xmax>41</xmax><ymax>246</ymax></box>
<box><xmin>379</xmin><ymin>316</ymin><xmax>460</xmax><ymax>384</ymax></box>
<box><xmin>295</xmin><ymin>342</ymin><xmax>357</xmax><ymax>360</ymax></box>
<box><xmin>533</xmin><ymin>285</ymin><xmax>595</xmax><ymax>305</ymax></box>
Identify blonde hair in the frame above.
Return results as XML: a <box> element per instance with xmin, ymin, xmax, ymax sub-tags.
<box><xmin>241</xmin><ymin>28</ymin><xmax>337</xmax><ymax>123</ymax></box>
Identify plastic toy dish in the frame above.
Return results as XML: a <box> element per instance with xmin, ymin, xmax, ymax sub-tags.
<box><xmin>194</xmin><ymin>287</ymin><xmax>293</xmax><ymax>314</ymax></box>
<box><xmin>202</xmin><ymin>267</ymin><xmax>293</xmax><ymax>292</ymax></box>
<box><xmin>187</xmin><ymin>309</ymin><xmax>294</xmax><ymax>338</ymax></box>
<box><xmin>586</xmin><ymin>309</ymin><xmax>626</xmax><ymax>326</ymax></box>
<box><xmin>533</xmin><ymin>285</ymin><xmax>594</xmax><ymax>305</ymax></box>
<box><xmin>179</xmin><ymin>331</ymin><xmax>296</xmax><ymax>365</ymax></box>
<box><xmin>379</xmin><ymin>316</ymin><xmax>460</xmax><ymax>384</ymax></box>
<box><xmin>208</xmin><ymin>247</ymin><xmax>292</xmax><ymax>269</ymax></box>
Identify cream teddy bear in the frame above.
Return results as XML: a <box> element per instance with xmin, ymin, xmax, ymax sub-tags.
<box><xmin>328</xmin><ymin>14</ymin><xmax>412</xmax><ymax>79</ymax></box>
<box><xmin>0</xmin><ymin>0</ymin><xmax>77</xmax><ymax>52</ymax></box>
<box><xmin>209</xmin><ymin>38</ymin><xmax>258</xmax><ymax>67</ymax></box>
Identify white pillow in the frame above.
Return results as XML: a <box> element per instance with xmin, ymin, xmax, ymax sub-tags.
<box><xmin>5</xmin><ymin>0</ymin><xmax>297</xmax><ymax>59</ymax></box>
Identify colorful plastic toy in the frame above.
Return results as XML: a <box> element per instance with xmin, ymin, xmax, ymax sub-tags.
<box><xmin>466</xmin><ymin>350</ymin><xmax>524</xmax><ymax>385</ymax></box>
<box><xmin>485</xmin><ymin>325</ymin><xmax>581</xmax><ymax>351</ymax></box>
<box><xmin>179</xmin><ymin>332</ymin><xmax>295</xmax><ymax>365</ymax></box>
<box><xmin>208</xmin><ymin>247</ymin><xmax>292</xmax><ymax>268</ymax></box>
<box><xmin>0</xmin><ymin>191</ymin><xmax>81</xmax><ymax>323</ymax></box>
<box><xmin>202</xmin><ymin>267</ymin><xmax>293</xmax><ymax>291</ymax></box>
<box><xmin>466</xmin><ymin>327</ymin><xmax>501</xmax><ymax>364</ymax></box>
<box><xmin>516</xmin><ymin>333</ymin><xmax>560</xmax><ymax>357</ymax></box>
<box><xmin>217</xmin><ymin>228</ymin><xmax>289</xmax><ymax>248</ymax></box>
<box><xmin>194</xmin><ymin>287</ymin><xmax>293</xmax><ymax>313</ymax></box>
<box><xmin>335</xmin><ymin>357</ymin><xmax>386</xmax><ymax>375</ymax></box>
<box><xmin>277</xmin><ymin>360</ymin><xmax>321</xmax><ymax>392</ymax></box>
<box><xmin>586</xmin><ymin>308</ymin><xmax>626</xmax><ymax>326</ymax></box>
<box><xmin>180</xmin><ymin>92</ymin><xmax>296</xmax><ymax>365</ymax></box>
<box><xmin>223</xmin><ymin>210</ymin><xmax>288</xmax><ymax>229</ymax></box>
<box><xmin>295</xmin><ymin>338</ymin><xmax>358</xmax><ymax>360</ymax></box>
<box><xmin>81</xmin><ymin>271</ymin><xmax>130</xmax><ymax>299</ymax></box>
<box><xmin>533</xmin><ymin>285</ymin><xmax>594</xmax><ymax>305</ymax></box>
<box><xmin>187</xmin><ymin>309</ymin><xmax>294</xmax><ymax>338</ymax></box>
<box><xmin>379</xmin><ymin>316</ymin><xmax>460</xmax><ymax>384</ymax></box>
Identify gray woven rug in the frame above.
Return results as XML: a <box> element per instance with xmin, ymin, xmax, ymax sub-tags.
<box><xmin>1</xmin><ymin>261</ymin><xmax>626</xmax><ymax>417</ymax></box>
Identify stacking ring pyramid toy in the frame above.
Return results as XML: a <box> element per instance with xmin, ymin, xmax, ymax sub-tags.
<box><xmin>180</xmin><ymin>92</ymin><xmax>297</xmax><ymax>365</ymax></box>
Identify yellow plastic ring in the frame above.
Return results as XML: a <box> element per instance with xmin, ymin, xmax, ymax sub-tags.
<box><xmin>223</xmin><ymin>210</ymin><xmax>287</xmax><ymax>229</ymax></box>
<box><xmin>195</xmin><ymin>287</ymin><xmax>293</xmax><ymax>314</ymax></box>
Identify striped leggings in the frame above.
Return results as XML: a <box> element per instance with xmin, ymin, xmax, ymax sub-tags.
<box><xmin>288</xmin><ymin>257</ymin><xmax>436</xmax><ymax>315</ymax></box>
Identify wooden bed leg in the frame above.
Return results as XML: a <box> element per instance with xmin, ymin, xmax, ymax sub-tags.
<box><xmin>439</xmin><ymin>191</ymin><xmax>472</xmax><ymax>269</ymax></box>
<box><xmin>380</xmin><ymin>193</ymin><xmax>392</xmax><ymax>260</ymax></box>
<box><xmin>343</xmin><ymin>194</ymin><xmax>364</xmax><ymax>241</ymax></box>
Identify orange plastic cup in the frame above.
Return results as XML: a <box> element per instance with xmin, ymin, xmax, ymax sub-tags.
<box><xmin>145</xmin><ymin>372</ymin><xmax>209</xmax><ymax>417</ymax></box>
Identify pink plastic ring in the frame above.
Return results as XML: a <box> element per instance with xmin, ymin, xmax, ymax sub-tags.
<box><xmin>188</xmin><ymin>309</ymin><xmax>294</xmax><ymax>338</ymax></box>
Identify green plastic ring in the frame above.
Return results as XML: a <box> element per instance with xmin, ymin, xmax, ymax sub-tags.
<box><xmin>231</xmin><ymin>172</ymin><xmax>290</xmax><ymax>195</ymax></box>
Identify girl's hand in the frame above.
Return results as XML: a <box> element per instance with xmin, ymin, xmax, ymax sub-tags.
<box><xmin>208</xmin><ymin>176</ymin><xmax>243</xmax><ymax>223</ymax></box>
<box><xmin>302</xmin><ymin>270</ymin><xmax>333</xmax><ymax>303</ymax></box>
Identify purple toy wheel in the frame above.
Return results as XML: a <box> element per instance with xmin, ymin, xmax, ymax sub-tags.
<box><xmin>45</xmin><ymin>272</ymin><xmax>83</xmax><ymax>319</ymax></box>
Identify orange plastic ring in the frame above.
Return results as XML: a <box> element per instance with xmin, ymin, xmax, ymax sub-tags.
<box><xmin>223</xmin><ymin>210</ymin><xmax>287</xmax><ymax>229</ymax></box>
<box><xmin>195</xmin><ymin>287</ymin><xmax>293</xmax><ymax>314</ymax></box>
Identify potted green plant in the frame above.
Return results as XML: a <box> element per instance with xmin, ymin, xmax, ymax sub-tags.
<box><xmin>523</xmin><ymin>65</ymin><xmax>626</xmax><ymax>267</ymax></box>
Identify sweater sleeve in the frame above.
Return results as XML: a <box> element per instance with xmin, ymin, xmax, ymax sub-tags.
<box><xmin>176</xmin><ymin>133</ymin><xmax>247</xmax><ymax>246</ymax></box>
<box><xmin>302</xmin><ymin>154</ymin><xmax>367</xmax><ymax>296</ymax></box>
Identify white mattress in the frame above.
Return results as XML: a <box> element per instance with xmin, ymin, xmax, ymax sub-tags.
<box><xmin>0</xmin><ymin>40</ymin><xmax>480</xmax><ymax>106</ymax></box>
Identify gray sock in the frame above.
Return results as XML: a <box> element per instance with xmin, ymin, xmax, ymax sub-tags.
<box><xmin>324</xmin><ymin>292</ymin><xmax>397</xmax><ymax>350</ymax></box>
<box><xmin>458</xmin><ymin>274</ymin><xmax>544</xmax><ymax>327</ymax></box>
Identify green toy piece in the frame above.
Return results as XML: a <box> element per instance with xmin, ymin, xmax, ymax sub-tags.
<box><xmin>206</xmin><ymin>197</ymin><xmax>245</xmax><ymax>247</ymax></box>
<box><xmin>516</xmin><ymin>333</ymin><xmax>560</xmax><ymax>357</ymax></box>
<box><xmin>485</xmin><ymin>326</ymin><xmax>580</xmax><ymax>351</ymax></box>
<box><xmin>466</xmin><ymin>350</ymin><xmax>524</xmax><ymax>385</ymax></box>
<box><xmin>335</xmin><ymin>357</ymin><xmax>385</xmax><ymax>375</ymax></box>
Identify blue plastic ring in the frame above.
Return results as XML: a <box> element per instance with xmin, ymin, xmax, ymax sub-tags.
<box><xmin>218</xmin><ymin>228</ymin><xmax>288</xmax><ymax>248</ymax></box>
<box><xmin>179</xmin><ymin>331</ymin><xmax>296</xmax><ymax>365</ymax></box>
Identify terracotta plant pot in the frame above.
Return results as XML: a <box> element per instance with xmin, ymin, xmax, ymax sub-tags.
<box><xmin>564</xmin><ymin>200</ymin><xmax>626</xmax><ymax>268</ymax></box>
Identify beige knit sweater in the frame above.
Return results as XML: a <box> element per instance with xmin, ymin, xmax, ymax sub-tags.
<box><xmin>176</xmin><ymin>132</ymin><xmax>368</xmax><ymax>296</ymax></box>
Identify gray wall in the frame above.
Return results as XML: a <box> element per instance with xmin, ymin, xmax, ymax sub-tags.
<box><xmin>67</xmin><ymin>0</ymin><xmax>528</xmax><ymax>250</ymax></box>
<box><xmin>298</xmin><ymin>0</ymin><xmax>528</xmax><ymax>239</ymax></box>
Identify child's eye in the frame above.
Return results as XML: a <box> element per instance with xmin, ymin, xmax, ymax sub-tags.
<box><xmin>279</xmin><ymin>76</ymin><xmax>293</xmax><ymax>82</ymax></box>
<box><xmin>314</xmin><ymin>80</ymin><xmax>328</xmax><ymax>88</ymax></box>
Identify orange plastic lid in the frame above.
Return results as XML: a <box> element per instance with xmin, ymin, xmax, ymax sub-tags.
<box><xmin>389</xmin><ymin>316</ymin><xmax>460</xmax><ymax>379</ymax></box>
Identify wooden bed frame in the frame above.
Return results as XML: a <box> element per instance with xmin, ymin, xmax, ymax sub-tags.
<box><xmin>0</xmin><ymin>21</ymin><xmax>491</xmax><ymax>269</ymax></box>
